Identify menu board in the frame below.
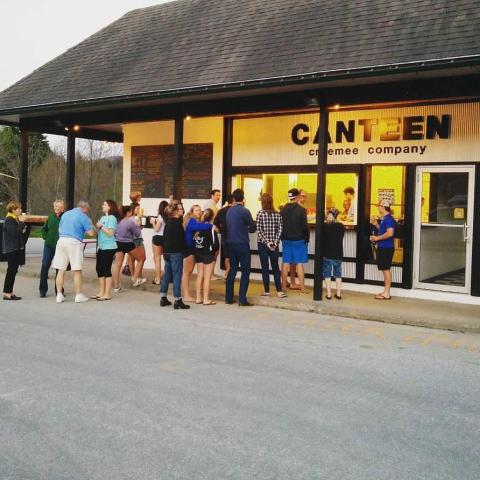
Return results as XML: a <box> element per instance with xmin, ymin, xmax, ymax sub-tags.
<box><xmin>131</xmin><ymin>144</ymin><xmax>213</xmax><ymax>198</ymax></box>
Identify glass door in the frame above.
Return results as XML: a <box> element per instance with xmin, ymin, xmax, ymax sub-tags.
<box><xmin>414</xmin><ymin>166</ymin><xmax>475</xmax><ymax>293</ymax></box>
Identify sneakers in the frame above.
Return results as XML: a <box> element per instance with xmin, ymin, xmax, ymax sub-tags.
<box><xmin>132</xmin><ymin>278</ymin><xmax>147</xmax><ymax>287</ymax></box>
<box><xmin>277</xmin><ymin>292</ymin><xmax>287</xmax><ymax>298</ymax></box>
<box><xmin>174</xmin><ymin>299</ymin><xmax>190</xmax><ymax>310</ymax></box>
<box><xmin>160</xmin><ymin>297</ymin><xmax>172</xmax><ymax>307</ymax></box>
<box><xmin>113</xmin><ymin>286</ymin><xmax>123</xmax><ymax>293</ymax></box>
<box><xmin>56</xmin><ymin>293</ymin><xmax>65</xmax><ymax>303</ymax></box>
<box><xmin>261</xmin><ymin>292</ymin><xmax>270</xmax><ymax>297</ymax></box>
<box><xmin>74</xmin><ymin>293</ymin><xmax>89</xmax><ymax>303</ymax></box>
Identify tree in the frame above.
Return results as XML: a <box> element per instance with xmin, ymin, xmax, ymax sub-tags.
<box><xmin>0</xmin><ymin>126</ymin><xmax>51</xmax><ymax>212</ymax></box>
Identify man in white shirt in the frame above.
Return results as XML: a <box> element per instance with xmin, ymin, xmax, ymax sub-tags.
<box><xmin>203</xmin><ymin>189</ymin><xmax>221</xmax><ymax>215</ymax></box>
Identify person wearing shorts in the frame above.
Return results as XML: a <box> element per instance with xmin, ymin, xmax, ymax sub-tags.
<box><xmin>370</xmin><ymin>199</ymin><xmax>396</xmax><ymax>300</ymax></box>
<box><xmin>51</xmin><ymin>200</ymin><xmax>94</xmax><ymax>303</ymax></box>
<box><xmin>280</xmin><ymin>188</ymin><xmax>310</xmax><ymax>294</ymax></box>
<box><xmin>112</xmin><ymin>205</ymin><xmax>145</xmax><ymax>291</ymax></box>
<box><xmin>151</xmin><ymin>200</ymin><xmax>168</xmax><ymax>285</ymax></box>
<box><xmin>92</xmin><ymin>200</ymin><xmax>119</xmax><ymax>301</ymax></box>
<box><xmin>128</xmin><ymin>202</ymin><xmax>146</xmax><ymax>284</ymax></box>
<box><xmin>194</xmin><ymin>209</ymin><xmax>219</xmax><ymax>305</ymax></box>
<box><xmin>322</xmin><ymin>208</ymin><xmax>345</xmax><ymax>300</ymax></box>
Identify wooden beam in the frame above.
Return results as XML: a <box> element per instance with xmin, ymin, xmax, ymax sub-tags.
<box><xmin>66</xmin><ymin>131</ymin><xmax>76</xmax><ymax>209</ymax></box>
<box><xmin>313</xmin><ymin>106</ymin><xmax>329</xmax><ymax>301</ymax></box>
<box><xmin>19</xmin><ymin>130</ymin><xmax>29</xmax><ymax>211</ymax></box>
<box><xmin>222</xmin><ymin>117</ymin><xmax>233</xmax><ymax>202</ymax></box>
<box><xmin>173</xmin><ymin>116</ymin><xmax>184</xmax><ymax>199</ymax></box>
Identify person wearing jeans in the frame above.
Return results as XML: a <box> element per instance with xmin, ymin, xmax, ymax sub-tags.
<box><xmin>256</xmin><ymin>193</ymin><xmax>286</xmax><ymax>298</ymax></box>
<box><xmin>39</xmin><ymin>199</ymin><xmax>65</xmax><ymax>297</ymax></box>
<box><xmin>225</xmin><ymin>189</ymin><xmax>256</xmax><ymax>306</ymax></box>
<box><xmin>160</xmin><ymin>200</ymin><xmax>190</xmax><ymax>310</ymax></box>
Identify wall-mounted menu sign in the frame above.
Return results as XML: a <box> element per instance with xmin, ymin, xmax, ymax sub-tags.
<box><xmin>131</xmin><ymin>143</ymin><xmax>213</xmax><ymax>198</ymax></box>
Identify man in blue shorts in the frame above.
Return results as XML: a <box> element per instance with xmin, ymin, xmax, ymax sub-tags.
<box><xmin>280</xmin><ymin>188</ymin><xmax>310</xmax><ymax>294</ymax></box>
<box><xmin>370</xmin><ymin>199</ymin><xmax>396</xmax><ymax>300</ymax></box>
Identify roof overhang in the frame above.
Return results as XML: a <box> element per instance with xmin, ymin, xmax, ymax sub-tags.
<box><xmin>1</xmin><ymin>59</ymin><xmax>479</xmax><ymax>140</ymax></box>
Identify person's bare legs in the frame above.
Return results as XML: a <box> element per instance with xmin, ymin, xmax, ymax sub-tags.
<box><xmin>152</xmin><ymin>244</ymin><xmax>162</xmax><ymax>283</ymax></box>
<box><xmin>335</xmin><ymin>278</ymin><xmax>342</xmax><ymax>298</ymax></box>
<box><xmin>112</xmin><ymin>252</ymin><xmax>125</xmax><ymax>289</ymax></box>
<box><xmin>297</xmin><ymin>264</ymin><xmax>306</xmax><ymax>293</ymax></box>
<box><xmin>383</xmin><ymin>270</ymin><xmax>392</xmax><ymax>298</ymax></box>
<box><xmin>56</xmin><ymin>269</ymin><xmax>66</xmax><ymax>296</ymax></box>
<box><xmin>281</xmin><ymin>263</ymin><xmax>290</xmax><ymax>291</ymax></box>
<box><xmin>97</xmin><ymin>277</ymin><xmax>106</xmax><ymax>298</ymax></box>
<box><xmin>324</xmin><ymin>278</ymin><xmax>332</xmax><ymax>298</ymax></box>
<box><xmin>182</xmin><ymin>255</ymin><xmax>196</xmax><ymax>301</ymax></box>
<box><xmin>289</xmin><ymin>264</ymin><xmax>300</xmax><ymax>289</ymax></box>
<box><xmin>127</xmin><ymin>253</ymin><xmax>135</xmax><ymax>276</ymax></box>
<box><xmin>73</xmin><ymin>270</ymin><xmax>82</xmax><ymax>295</ymax></box>
<box><xmin>135</xmin><ymin>246</ymin><xmax>146</xmax><ymax>279</ymax></box>
<box><xmin>104</xmin><ymin>277</ymin><xmax>113</xmax><ymax>299</ymax></box>
<box><xmin>196</xmin><ymin>263</ymin><xmax>204</xmax><ymax>303</ymax></box>
<box><xmin>130</xmin><ymin>248</ymin><xmax>145</xmax><ymax>282</ymax></box>
<box><xmin>203</xmin><ymin>262</ymin><xmax>215</xmax><ymax>303</ymax></box>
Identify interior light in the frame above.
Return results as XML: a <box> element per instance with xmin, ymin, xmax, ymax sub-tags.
<box><xmin>185</xmin><ymin>115</ymin><xmax>192</xmax><ymax>121</ymax></box>
<box><xmin>333</xmin><ymin>104</ymin><xmax>340</xmax><ymax>110</ymax></box>
<box><xmin>73</xmin><ymin>125</ymin><xmax>80</xmax><ymax>131</ymax></box>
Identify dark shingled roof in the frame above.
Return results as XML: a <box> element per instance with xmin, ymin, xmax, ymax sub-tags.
<box><xmin>0</xmin><ymin>0</ymin><xmax>479</xmax><ymax>112</ymax></box>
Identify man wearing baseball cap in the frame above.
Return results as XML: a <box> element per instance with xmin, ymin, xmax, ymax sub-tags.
<box><xmin>280</xmin><ymin>188</ymin><xmax>310</xmax><ymax>294</ymax></box>
<box><xmin>370</xmin><ymin>199</ymin><xmax>396</xmax><ymax>300</ymax></box>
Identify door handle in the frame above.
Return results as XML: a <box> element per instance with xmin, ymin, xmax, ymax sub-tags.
<box><xmin>463</xmin><ymin>223</ymin><xmax>470</xmax><ymax>242</ymax></box>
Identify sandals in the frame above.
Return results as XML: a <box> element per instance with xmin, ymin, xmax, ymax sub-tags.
<box><xmin>335</xmin><ymin>294</ymin><xmax>342</xmax><ymax>300</ymax></box>
<box><xmin>90</xmin><ymin>294</ymin><xmax>101</xmax><ymax>299</ymax></box>
<box><xmin>203</xmin><ymin>301</ymin><xmax>216</xmax><ymax>306</ymax></box>
<box><xmin>374</xmin><ymin>294</ymin><xmax>392</xmax><ymax>300</ymax></box>
<box><xmin>326</xmin><ymin>295</ymin><xmax>332</xmax><ymax>300</ymax></box>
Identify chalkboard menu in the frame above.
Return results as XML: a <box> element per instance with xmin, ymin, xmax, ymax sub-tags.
<box><xmin>131</xmin><ymin>143</ymin><xmax>213</xmax><ymax>198</ymax></box>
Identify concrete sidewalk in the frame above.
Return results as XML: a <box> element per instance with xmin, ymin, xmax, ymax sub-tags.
<box><xmin>2</xmin><ymin>254</ymin><xmax>480</xmax><ymax>334</ymax></box>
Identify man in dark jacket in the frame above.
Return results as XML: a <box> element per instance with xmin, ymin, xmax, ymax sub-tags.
<box><xmin>280</xmin><ymin>188</ymin><xmax>310</xmax><ymax>294</ymax></box>
<box><xmin>225</xmin><ymin>189</ymin><xmax>256</xmax><ymax>306</ymax></box>
<box><xmin>214</xmin><ymin>194</ymin><xmax>234</xmax><ymax>279</ymax></box>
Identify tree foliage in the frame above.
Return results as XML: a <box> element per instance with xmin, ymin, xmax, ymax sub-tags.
<box><xmin>0</xmin><ymin>126</ymin><xmax>51</xmax><ymax>211</ymax></box>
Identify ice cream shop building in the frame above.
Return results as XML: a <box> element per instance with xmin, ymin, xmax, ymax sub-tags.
<box><xmin>1</xmin><ymin>0</ymin><xmax>480</xmax><ymax>301</ymax></box>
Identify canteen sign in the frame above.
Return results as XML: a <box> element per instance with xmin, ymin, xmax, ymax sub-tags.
<box><xmin>232</xmin><ymin>102</ymin><xmax>480</xmax><ymax>166</ymax></box>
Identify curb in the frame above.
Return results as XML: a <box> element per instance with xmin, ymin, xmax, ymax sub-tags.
<box><xmin>3</xmin><ymin>266</ymin><xmax>480</xmax><ymax>334</ymax></box>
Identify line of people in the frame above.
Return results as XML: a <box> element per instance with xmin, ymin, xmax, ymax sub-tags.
<box><xmin>2</xmin><ymin>188</ymin><xmax>395</xmax><ymax>303</ymax></box>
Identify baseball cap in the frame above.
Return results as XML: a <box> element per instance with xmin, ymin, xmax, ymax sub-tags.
<box><xmin>379</xmin><ymin>199</ymin><xmax>392</xmax><ymax>208</ymax></box>
<box><xmin>327</xmin><ymin>207</ymin><xmax>340</xmax><ymax>218</ymax></box>
<box><xmin>288</xmin><ymin>188</ymin><xmax>300</xmax><ymax>200</ymax></box>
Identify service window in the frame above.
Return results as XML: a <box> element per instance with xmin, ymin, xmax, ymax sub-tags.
<box><xmin>233</xmin><ymin>172</ymin><xmax>358</xmax><ymax>225</ymax></box>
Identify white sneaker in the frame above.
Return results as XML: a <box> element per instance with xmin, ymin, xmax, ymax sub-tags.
<box><xmin>56</xmin><ymin>293</ymin><xmax>65</xmax><ymax>303</ymax></box>
<box><xmin>132</xmin><ymin>278</ymin><xmax>147</xmax><ymax>287</ymax></box>
<box><xmin>74</xmin><ymin>293</ymin><xmax>89</xmax><ymax>303</ymax></box>
<box><xmin>113</xmin><ymin>287</ymin><xmax>123</xmax><ymax>293</ymax></box>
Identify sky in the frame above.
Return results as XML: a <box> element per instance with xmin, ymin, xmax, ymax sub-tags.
<box><xmin>0</xmin><ymin>0</ymin><xmax>171</xmax><ymax>92</ymax></box>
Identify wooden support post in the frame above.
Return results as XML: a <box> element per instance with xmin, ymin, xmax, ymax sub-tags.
<box><xmin>66</xmin><ymin>130</ymin><xmax>76</xmax><ymax>209</ymax></box>
<box><xmin>19</xmin><ymin>130</ymin><xmax>29</xmax><ymax>211</ymax></box>
<box><xmin>173</xmin><ymin>116</ymin><xmax>184</xmax><ymax>200</ymax></box>
<box><xmin>313</xmin><ymin>106</ymin><xmax>330</xmax><ymax>301</ymax></box>
<box><xmin>222</xmin><ymin>117</ymin><xmax>233</xmax><ymax>203</ymax></box>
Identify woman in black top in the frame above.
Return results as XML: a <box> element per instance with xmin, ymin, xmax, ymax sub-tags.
<box><xmin>322</xmin><ymin>208</ymin><xmax>345</xmax><ymax>300</ymax></box>
<box><xmin>194</xmin><ymin>208</ymin><xmax>219</xmax><ymax>305</ymax></box>
<box><xmin>160</xmin><ymin>200</ymin><xmax>190</xmax><ymax>310</ymax></box>
<box><xmin>2</xmin><ymin>201</ymin><xmax>29</xmax><ymax>300</ymax></box>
